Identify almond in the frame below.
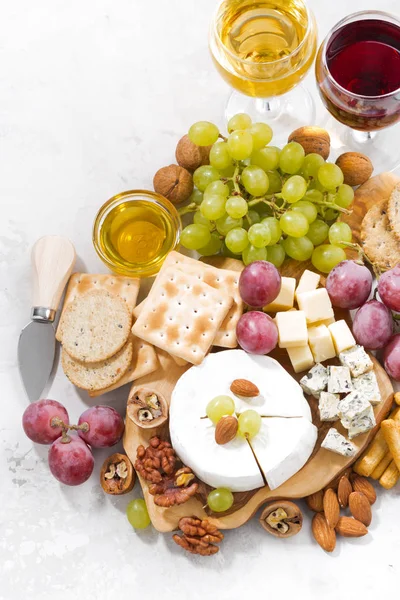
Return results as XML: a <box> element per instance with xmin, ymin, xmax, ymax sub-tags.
<box><xmin>335</xmin><ymin>516</ymin><xmax>368</xmax><ymax>538</ymax></box>
<box><xmin>312</xmin><ymin>513</ymin><xmax>336</xmax><ymax>552</ymax></box>
<box><xmin>306</xmin><ymin>490</ymin><xmax>324</xmax><ymax>512</ymax></box>
<box><xmin>348</xmin><ymin>491</ymin><xmax>372</xmax><ymax>526</ymax></box>
<box><xmin>215</xmin><ymin>416</ymin><xmax>238</xmax><ymax>445</ymax></box>
<box><xmin>323</xmin><ymin>488</ymin><xmax>340</xmax><ymax>529</ymax></box>
<box><xmin>337</xmin><ymin>474</ymin><xmax>353</xmax><ymax>508</ymax></box>
<box><xmin>352</xmin><ymin>475</ymin><xmax>377</xmax><ymax>505</ymax></box>
<box><xmin>230</xmin><ymin>379</ymin><xmax>260</xmax><ymax>398</ymax></box>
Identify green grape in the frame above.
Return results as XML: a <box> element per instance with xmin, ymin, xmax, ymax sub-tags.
<box><xmin>336</xmin><ymin>184</ymin><xmax>355</xmax><ymax>209</ymax></box>
<box><xmin>328</xmin><ymin>222</ymin><xmax>352</xmax><ymax>248</ymax></box>
<box><xmin>283</xmin><ymin>236</ymin><xmax>314</xmax><ymax>261</ymax></box>
<box><xmin>227</xmin><ymin>130</ymin><xmax>254</xmax><ymax>160</ymax></box>
<box><xmin>226</xmin><ymin>196</ymin><xmax>248</xmax><ymax>219</ymax></box>
<box><xmin>209</xmin><ymin>142</ymin><xmax>234</xmax><ymax>171</ymax></box>
<box><xmin>266</xmin><ymin>170</ymin><xmax>282</xmax><ymax>194</ymax></box>
<box><xmin>267</xmin><ymin>244</ymin><xmax>286</xmax><ymax>268</ymax></box>
<box><xmin>304</xmin><ymin>189</ymin><xmax>323</xmax><ymax>204</ymax></box>
<box><xmin>198</xmin><ymin>232</ymin><xmax>223</xmax><ymax>256</ymax></box>
<box><xmin>220</xmin><ymin>164</ymin><xmax>236</xmax><ymax>178</ymax></box>
<box><xmin>193</xmin><ymin>211</ymin><xmax>213</xmax><ymax>230</ymax></box>
<box><xmin>279</xmin><ymin>142</ymin><xmax>305</xmax><ymax>174</ymax></box>
<box><xmin>244</xmin><ymin>210</ymin><xmax>261</xmax><ymax>229</ymax></box>
<box><xmin>189</xmin><ymin>188</ymin><xmax>204</xmax><ymax>206</ymax></box>
<box><xmin>225</xmin><ymin>227</ymin><xmax>249</xmax><ymax>254</ymax></box>
<box><xmin>193</xmin><ymin>165</ymin><xmax>221</xmax><ymax>192</ymax></box>
<box><xmin>238</xmin><ymin>410</ymin><xmax>262</xmax><ymax>439</ymax></box>
<box><xmin>207</xmin><ymin>488</ymin><xmax>234</xmax><ymax>513</ymax></box>
<box><xmin>188</xmin><ymin>121</ymin><xmax>219</xmax><ymax>146</ymax></box>
<box><xmin>222</xmin><ymin>241</ymin><xmax>241</xmax><ymax>257</ymax></box>
<box><xmin>309</xmin><ymin>179</ymin><xmax>328</xmax><ymax>193</ymax></box>
<box><xmin>248</xmin><ymin>223</ymin><xmax>271</xmax><ymax>248</ymax></box>
<box><xmin>206</xmin><ymin>395</ymin><xmax>235</xmax><ymax>424</ymax></box>
<box><xmin>126</xmin><ymin>499</ymin><xmax>150</xmax><ymax>529</ymax></box>
<box><xmin>318</xmin><ymin>163</ymin><xmax>344</xmax><ymax>190</ymax></box>
<box><xmin>204</xmin><ymin>180</ymin><xmax>229</xmax><ymax>200</ymax></box>
<box><xmin>251</xmin><ymin>147</ymin><xmax>280</xmax><ymax>171</ymax></box>
<box><xmin>180</xmin><ymin>224</ymin><xmax>211</xmax><ymax>250</ymax></box>
<box><xmin>250</xmin><ymin>122</ymin><xmax>273</xmax><ymax>150</ymax></box>
<box><xmin>216</xmin><ymin>214</ymin><xmax>243</xmax><ymax>235</ymax></box>
<box><xmin>261</xmin><ymin>216</ymin><xmax>281</xmax><ymax>245</ymax></box>
<box><xmin>307</xmin><ymin>219</ymin><xmax>329</xmax><ymax>245</ymax></box>
<box><xmin>324</xmin><ymin>208</ymin><xmax>339</xmax><ymax>221</ymax></box>
<box><xmin>302</xmin><ymin>153</ymin><xmax>325</xmax><ymax>180</ymax></box>
<box><xmin>241</xmin><ymin>166</ymin><xmax>269</xmax><ymax>196</ymax></box>
<box><xmin>242</xmin><ymin>244</ymin><xmax>267</xmax><ymax>265</ymax></box>
<box><xmin>312</xmin><ymin>244</ymin><xmax>347</xmax><ymax>273</ymax></box>
<box><xmin>200</xmin><ymin>195</ymin><xmax>226</xmax><ymax>220</ymax></box>
<box><xmin>280</xmin><ymin>211</ymin><xmax>309</xmax><ymax>237</ymax></box>
<box><xmin>281</xmin><ymin>175</ymin><xmax>308</xmax><ymax>204</ymax></box>
<box><xmin>228</xmin><ymin>113</ymin><xmax>252</xmax><ymax>133</ymax></box>
<box><xmin>291</xmin><ymin>200</ymin><xmax>318</xmax><ymax>224</ymax></box>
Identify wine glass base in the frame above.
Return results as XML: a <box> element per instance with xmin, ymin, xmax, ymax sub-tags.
<box><xmin>320</xmin><ymin>114</ymin><xmax>400</xmax><ymax>174</ymax></box>
<box><xmin>225</xmin><ymin>85</ymin><xmax>316</xmax><ymax>146</ymax></box>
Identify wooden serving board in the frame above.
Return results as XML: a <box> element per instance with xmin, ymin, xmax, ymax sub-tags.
<box><xmin>123</xmin><ymin>257</ymin><xmax>394</xmax><ymax>532</ymax></box>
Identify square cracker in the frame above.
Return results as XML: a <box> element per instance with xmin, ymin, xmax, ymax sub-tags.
<box><xmin>56</xmin><ymin>273</ymin><xmax>140</xmax><ymax>342</ymax></box>
<box><xmin>131</xmin><ymin>266</ymin><xmax>233</xmax><ymax>365</ymax></box>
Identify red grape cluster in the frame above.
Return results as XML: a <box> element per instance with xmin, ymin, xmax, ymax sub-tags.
<box><xmin>22</xmin><ymin>400</ymin><xmax>124</xmax><ymax>486</ymax></box>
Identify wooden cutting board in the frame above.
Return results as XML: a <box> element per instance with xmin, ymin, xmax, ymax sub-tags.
<box><xmin>123</xmin><ymin>256</ymin><xmax>394</xmax><ymax>532</ymax></box>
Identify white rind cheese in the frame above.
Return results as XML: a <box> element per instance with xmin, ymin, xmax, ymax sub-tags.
<box><xmin>339</xmin><ymin>345</ymin><xmax>373</xmax><ymax>378</ymax></box>
<box><xmin>321</xmin><ymin>428</ymin><xmax>356</xmax><ymax>457</ymax></box>
<box><xmin>352</xmin><ymin>371</ymin><xmax>381</xmax><ymax>406</ymax></box>
<box><xmin>318</xmin><ymin>392</ymin><xmax>340</xmax><ymax>422</ymax></box>
<box><xmin>300</xmin><ymin>363</ymin><xmax>328</xmax><ymax>399</ymax></box>
<box><xmin>327</xmin><ymin>366</ymin><xmax>353</xmax><ymax>394</ymax></box>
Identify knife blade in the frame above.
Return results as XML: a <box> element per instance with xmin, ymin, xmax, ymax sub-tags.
<box><xmin>18</xmin><ymin>236</ymin><xmax>76</xmax><ymax>402</ymax></box>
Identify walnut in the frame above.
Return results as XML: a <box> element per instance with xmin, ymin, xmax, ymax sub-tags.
<box><xmin>127</xmin><ymin>386</ymin><xmax>169</xmax><ymax>429</ymax></box>
<box><xmin>259</xmin><ymin>501</ymin><xmax>303</xmax><ymax>538</ymax></box>
<box><xmin>149</xmin><ymin>467</ymin><xmax>198</xmax><ymax>507</ymax></box>
<box><xmin>134</xmin><ymin>437</ymin><xmax>177</xmax><ymax>483</ymax></box>
<box><xmin>335</xmin><ymin>152</ymin><xmax>373</xmax><ymax>187</ymax></box>
<box><xmin>288</xmin><ymin>126</ymin><xmax>331</xmax><ymax>160</ymax></box>
<box><xmin>153</xmin><ymin>164</ymin><xmax>193</xmax><ymax>205</ymax></box>
<box><xmin>173</xmin><ymin>517</ymin><xmax>224</xmax><ymax>556</ymax></box>
<box><xmin>100</xmin><ymin>453</ymin><xmax>135</xmax><ymax>495</ymax></box>
<box><xmin>175</xmin><ymin>135</ymin><xmax>211</xmax><ymax>172</ymax></box>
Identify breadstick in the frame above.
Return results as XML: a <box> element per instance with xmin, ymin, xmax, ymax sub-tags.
<box><xmin>370</xmin><ymin>452</ymin><xmax>392</xmax><ymax>480</ymax></box>
<box><xmin>381</xmin><ymin>420</ymin><xmax>400</xmax><ymax>471</ymax></box>
<box><xmin>379</xmin><ymin>460</ymin><xmax>400</xmax><ymax>490</ymax></box>
<box><xmin>353</xmin><ymin>407</ymin><xmax>400</xmax><ymax>477</ymax></box>
<box><xmin>395</xmin><ymin>392</ymin><xmax>400</xmax><ymax>406</ymax></box>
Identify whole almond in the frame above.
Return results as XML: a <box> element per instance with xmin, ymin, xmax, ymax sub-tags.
<box><xmin>306</xmin><ymin>490</ymin><xmax>324</xmax><ymax>512</ymax></box>
<box><xmin>215</xmin><ymin>416</ymin><xmax>238</xmax><ymax>445</ymax></box>
<box><xmin>230</xmin><ymin>379</ymin><xmax>260</xmax><ymax>398</ymax></box>
<box><xmin>323</xmin><ymin>488</ymin><xmax>340</xmax><ymax>529</ymax></box>
<box><xmin>349</xmin><ymin>492</ymin><xmax>372</xmax><ymax>526</ymax></box>
<box><xmin>338</xmin><ymin>475</ymin><xmax>353</xmax><ymax>508</ymax></box>
<box><xmin>312</xmin><ymin>513</ymin><xmax>336</xmax><ymax>552</ymax></box>
<box><xmin>352</xmin><ymin>475</ymin><xmax>376</xmax><ymax>505</ymax></box>
<box><xmin>335</xmin><ymin>516</ymin><xmax>368</xmax><ymax>538</ymax></box>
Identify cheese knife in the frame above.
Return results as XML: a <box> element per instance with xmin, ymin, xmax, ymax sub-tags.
<box><xmin>18</xmin><ymin>235</ymin><xmax>76</xmax><ymax>402</ymax></box>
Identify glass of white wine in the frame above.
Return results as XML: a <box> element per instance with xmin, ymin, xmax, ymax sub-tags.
<box><xmin>209</xmin><ymin>0</ymin><xmax>318</xmax><ymax>142</ymax></box>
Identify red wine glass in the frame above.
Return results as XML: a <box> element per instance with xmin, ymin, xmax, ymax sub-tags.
<box><xmin>316</xmin><ymin>11</ymin><xmax>400</xmax><ymax>172</ymax></box>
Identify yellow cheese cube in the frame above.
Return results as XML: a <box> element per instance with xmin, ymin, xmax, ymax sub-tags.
<box><xmin>312</xmin><ymin>316</ymin><xmax>336</xmax><ymax>327</ymax></box>
<box><xmin>264</xmin><ymin>277</ymin><xmax>296</xmax><ymax>312</ymax></box>
<box><xmin>287</xmin><ymin>344</ymin><xmax>315</xmax><ymax>373</ymax></box>
<box><xmin>276</xmin><ymin>310</ymin><xmax>308</xmax><ymax>349</ymax></box>
<box><xmin>297</xmin><ymin>288</ymin><xmax>334</xmax><ymax>324</ymax></box>
<box><xmin>308</xmin><ymin>324</ymin><xmax>336</xmax><ymax>363</ymax></box>
<box><xmin>295</xmin><ymin>270</ymin><xmax>320</xmax><ymax>302</ymax></box>
<box><xmin>328</xmin><ymin>320</ymin><xmax>356</xmax><ymax>354</ymax></box>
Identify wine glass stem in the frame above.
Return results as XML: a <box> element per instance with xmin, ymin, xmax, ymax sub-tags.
<box><xmin>351</xmin><ymin>130</ymin><xmax>378</xmax><ymax>144</ymax></box>
<box><xmin>254</xmin><ymin>97</ymin><xmax>282</xmax><ymax>119</ymax></box>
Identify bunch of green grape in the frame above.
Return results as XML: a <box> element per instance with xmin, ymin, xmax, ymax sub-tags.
<box><xmin>179</xmin><ymin>114</ymin><xmax>355</xmax><ymax>274</ymax></box>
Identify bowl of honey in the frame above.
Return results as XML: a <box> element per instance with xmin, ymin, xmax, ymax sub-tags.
<box><xmin>93</xmin><ymin>190</ymin><xmax>182</xmax><ymax>278</ymax></box>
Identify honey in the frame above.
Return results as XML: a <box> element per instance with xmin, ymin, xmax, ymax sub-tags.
<box><xmin>93</xmin><ymin>191</ymin><xmax>181</xmax><ymax>278</ymax></box>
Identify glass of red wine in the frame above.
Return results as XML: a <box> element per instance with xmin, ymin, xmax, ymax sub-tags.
<box><xmin>316</xmin><ymin>11</ymin><xmax>400</xmax><ymax>172</ymax></box>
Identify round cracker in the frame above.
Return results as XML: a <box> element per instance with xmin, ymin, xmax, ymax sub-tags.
<box><xmin>61</xmin><ymin>290</ymin><xmax>132</xmax><ymax>362</ymax></box>
<box><xmin>361</xmin><ymin>200</ymin><xmax>400</xmax><ymax>270</ymax></box>
<box><xmin>62</xmin><ymin>337</ymin><xmax>133</xmax><ymax>391</ymax></box>
<box><xmin>388</xmin><ymin>183</ymin><xmax>400</xmax><ymax>241</ymax></box>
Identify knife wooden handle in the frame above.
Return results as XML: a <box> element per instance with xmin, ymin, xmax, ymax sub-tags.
<box><xmin>31</xmin><ymin>236</ymin><xmax>76</xmax><ymax>310</ymax></box>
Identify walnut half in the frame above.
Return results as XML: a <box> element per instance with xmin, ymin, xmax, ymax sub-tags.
<box><xmin>100</xmin><ymin>453</ymin><xmax>136</xmax><ymax>495</ymax></box>
<box><xmin>259</xmin><ymin>501</ymin><xmax>303</xmax><ymax>538</ymax></box>
<box><xmin>173</xmin><ymin>517</ymin><xmax>224</xmax><ymax>556</ymax></box>
<box><xmin>127</xmin><ymin>387</ymin><xmax>168</xmax><ymax>430</ymax></box>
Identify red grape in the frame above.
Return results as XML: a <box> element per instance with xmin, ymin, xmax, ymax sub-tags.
<box><xmin>48</xmin><ymin>435</ymin><xmax>94</xmax><ymax>485</ymax></box>
<box><xmin>378</xmin><ymin>264</ymin><xmax>400</xmax><ymax>312</ymax></box>
<box><xmin>22</xmin><ymin>399</ymin><xmax>69</xmax><ymax>445</ymax></box>
<box><xmin>326</xmin><ymin>260</ymin><xmax>372</xmax><ymax>309</ymax></box>
<box><xmin>236</xmin><ymin>311</ymin><xmax>278</xmax><ymax>355</ymax></box>
<box><xmin>239</xmin><ymin>261</ymin><xmax>281</xmax><ymax>308</ymax></box>
<box><xmin>78</xmin><ymin>406</ymin><xmax>124</xmax><ymax>448</ymax></box>
<box><xmin>352</xmin><ymin>300</ymin><xmax>393</xmax><ymax>349</ymax></box>
<box><xmin>383</xmin><ymin>334</ymin><xmax>400</xmax><ymax>381</ymax></box>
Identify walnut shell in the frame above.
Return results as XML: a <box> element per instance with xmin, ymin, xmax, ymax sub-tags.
<box><xmin>153</xmin><ymin>164</ymin><xmax>193</xmax><ymax>205</ymax></box>
<box><xmin>336</xmin><ymin>152</ymin><xmax>373</xmax><ymax>187</ymax></box>
<box><xmin>259</xmin><ymin>500</ymin><xmax>303</xmax><ymax>538</ymax></box>
<box><xmin>100</xmin><ymin>453</ymin><xmax>135</xmax><ymax>495</ymax></box>
<box><xmin>175</xmin><ymin>135</ymin><xmax>211</xmax><ymax>172</ymax></box>
<box><xmin>288</xmin><ymin>126</ymin><xmax>331</xmax><ymax>160</ymax></box>
<box><xmin>127</xmin><ymin>386</ymin><xmax>169</xmax><ymax>429</ymax></box>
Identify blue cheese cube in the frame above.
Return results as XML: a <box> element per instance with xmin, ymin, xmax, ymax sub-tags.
<box><xmin>318</xmin><ymin>392</ymin><xmax>340</xmax><ymax>422</ymax></box>
<box><xmin>338</xmin><ymin>391</ymin><xmax>371</xmax><ymax>428</ymax></box>
<box><xmin>321</xmin><ymin>428</ymin><xmax>356</xmax><ymax>457</ymax></box>
<box><xmin>347</xmin><ymin>406</ymin><xmax>376</xmax><ymax>439</ymax></box>
<box><xmin>352</xmin><ymin>371</ymin><xmax>381</xmax><ymax>406</ymax></box>
<box><xmin>300</xmin><ymin>363</ymin><xmax>328</xmax><ymax>399</ymax></box>
<box><xmin>327</xmin><ymin>366</ymin><xmax>353</xmax><ymax>394</ymax></box>
<box><xmin>339</xmin><ymin>345</ymin><xmax>373</xmax><ymax>378</ymax></box>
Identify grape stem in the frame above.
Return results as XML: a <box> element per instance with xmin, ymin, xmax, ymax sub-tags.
<box><xmin>340</xmin><ymin>242</ymin><xmax>382</xmax><ymax>279</ymax></box>
<box><xmin>178</xmin><ymin>202</ymin><xmax>198</xmax><ymax>217</ymax></box>
<box><xmin>51</xmin><ymin>418</ymin><xmax>89</xmax><ymax>444</ymax></box>
<box><xmin>232</xmin><ymin>164</ymin><xmax>242</xmax><ymax>195</ymax></box>
<box><xmin>218</xmin><ymin>133</ymin><xmax>227</xmax><ymax>142</ymax></box>
<box><xmin>248</xmin><ymin>195</ymin><xmax>285</xmax><ymax>216</ymax></box>
<box><xmin>312</xmin><ymin>196</ymin><xmax>352</xmax><ymax>215</ymax></box>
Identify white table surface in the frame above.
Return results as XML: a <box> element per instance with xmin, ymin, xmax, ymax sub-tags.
<box><xmin>2</xmin><ymin>1</ymin><xmax>400</xmax><ymax>598</ymax></box>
